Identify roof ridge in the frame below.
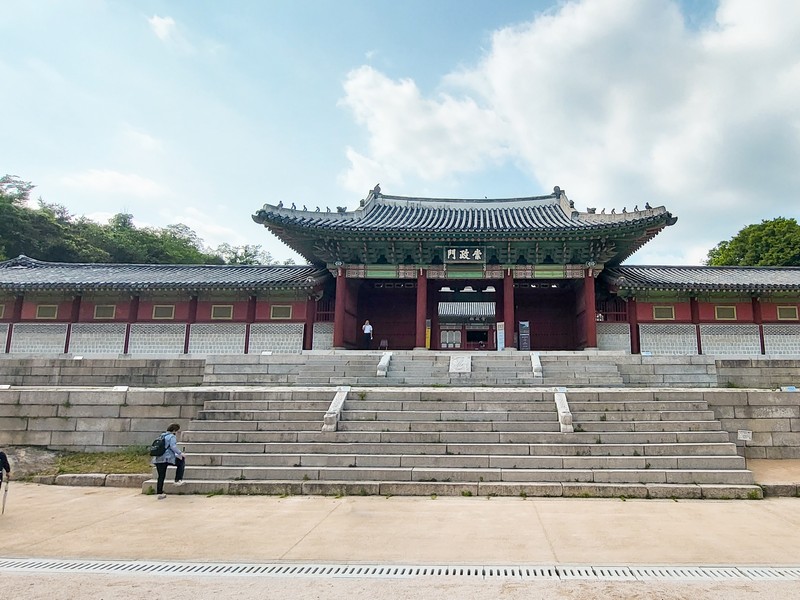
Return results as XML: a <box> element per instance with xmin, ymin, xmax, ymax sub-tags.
<box><xmin>378</xmin><ymin>193</ymin><xmax>557</xmax><ymax>204</ymax></box>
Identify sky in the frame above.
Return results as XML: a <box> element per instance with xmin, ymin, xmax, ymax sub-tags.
<box><xmin>2</xmin><ymin>0</ymin><xmax>799</xmax><ymax>266</ymax></box>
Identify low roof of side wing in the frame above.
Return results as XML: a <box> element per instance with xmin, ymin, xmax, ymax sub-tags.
<box><xmin>604</xmin><ymin>265</ymin><xmax>800</xmax><ymax>295</ymax></box>
<box><xmin>0</xmin><ymin>255</ymin><xmax>328</xmax><ymax>293</ymax></box>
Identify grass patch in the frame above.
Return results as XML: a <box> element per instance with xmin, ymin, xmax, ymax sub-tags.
<box><xmin>30</xmin><ymin>447</ymin><xmax>151</xmax><ymax>478</ymax></box>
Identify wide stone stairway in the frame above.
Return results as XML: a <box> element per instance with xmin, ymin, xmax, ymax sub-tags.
<box><xmin>202</xmin><ymin>352</ymin><xmax>543</xmax><ymax>387</ymax></box>
<box><xmin>148</xmin><ymin>386</ymin><xmax>760</xmax><ymax>499</ymax></box>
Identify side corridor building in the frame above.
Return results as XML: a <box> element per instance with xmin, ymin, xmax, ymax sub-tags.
<box><xmin>2</xmin><ymin>186</ymin><xmax>800</xmax><ymax>356</ymax></box>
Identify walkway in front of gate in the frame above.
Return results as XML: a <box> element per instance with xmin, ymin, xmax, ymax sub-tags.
<box><xmin>2</xmin><ymin>473</ymin><xmax>800</xmax><ymax>600</ymax></box>
<box><xmin>1</xmin><ymin>473</ymin><xmax>798</xmax><ymax>564</ymax></box>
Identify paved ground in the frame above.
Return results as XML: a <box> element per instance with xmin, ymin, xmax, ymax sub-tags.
<box><xmin>1</xmin><ymin>459</ymin><xmax>799</xmax><ymax>599</ymax></box>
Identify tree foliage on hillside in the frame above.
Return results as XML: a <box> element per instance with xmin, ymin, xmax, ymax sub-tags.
<box><xmin>0</xmin><ymin>175</ymin><xmax>290</xmax><ymax>265</ymax></box>
<box><xmin>705</xmin><ymin>217</ymin><xmax>800</xmax><ymax>267</ymax></box>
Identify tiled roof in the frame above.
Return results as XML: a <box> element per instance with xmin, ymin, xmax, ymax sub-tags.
<box><xmin>438</xmin><ymin>301</ymin><xmax>496</xmax><ymax>318</ymax></box>
<box><xmin>605</xmin><ymin>265</ymin><xmax>800</xmax><ymax>292</ymax></box>
<box><xmin>253</xmin><ymin>193</ymin><xmax>675</xmax><ymax>235</ymax></box>
<box><xmin>0</xmin><ymin>255</ymin><xmax>328</xmax><ymax>293</ymax></box>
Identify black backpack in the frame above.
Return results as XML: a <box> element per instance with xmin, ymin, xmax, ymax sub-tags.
<box><xmin>148</xmin><ymin>434</ymin><xmax>167</xmax><ymax>457</ymax></box>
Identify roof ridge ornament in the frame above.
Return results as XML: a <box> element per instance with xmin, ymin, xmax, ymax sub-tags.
<box><xmin>365</xmin><ymin>183</ymin><xmax>382</xmax><ymax>203</ymax></box>
<box><xmin>2</xmin><ymin>255</ymin><xmax>40</xmax><ymax>269</ymax></box>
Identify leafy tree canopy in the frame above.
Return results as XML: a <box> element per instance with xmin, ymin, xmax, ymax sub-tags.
<box><xmin>705</xmin><ymin>217</ymin><xmax>800</xmax><ymax>266</ymax></box>
<box><xmin>0</xmin><ymin>175</ymin><xmax>293</xmax><ymax>265</ymax></box>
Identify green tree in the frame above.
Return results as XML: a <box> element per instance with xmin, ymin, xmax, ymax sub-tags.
<box><xmin>706</xmin><ymin>217</ymin><xmax>800</xmax><ymax>266</ymax></box>
<box><xmin>1</xmin><ymin>174</ymin><xmax>296</xmax><ymax>265</ymax></box>
<box><xmin>0</xmin><ymin>176</ymin><xmax>72</xmax><ymax>261</ymax></box>
<box><xmin>214</xmin><ymin>243</ymin><xmax>273</xmax><ymax>265</ymax></box>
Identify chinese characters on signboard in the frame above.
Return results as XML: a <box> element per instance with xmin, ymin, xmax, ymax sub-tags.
<box><xmin>445</xmin><ymin>247</ymin><xmax>485</xmax><ymax>263</ymax></box>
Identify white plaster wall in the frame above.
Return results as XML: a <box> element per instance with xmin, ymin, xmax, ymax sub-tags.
<box><xmin>9</xmin><ymin>323</ymin><xmax>68</xmax><ymax>354</ymax></box>
<box><xmin>764</xmin><ymin>324</ymin><xmax>800</xmax><ymax>355</ymax></box>
<box><xmin>639</xmin><ymin>323</ymin><xmax>698</xmax><ymax>355</ymax></box>
<box><xmin>68</xmin><ymin>323</ymin><xmax>126</xmax><ymax>355</ymax></box>
<box><xmin>597</xmin><ymin>323</ymin><xmax>631</xmax><ymax>352</ymax></box>
<box><xmin>188</xmin><ymin>323</ymin><xmax>246</xmax><ymax>354</ymax></box>
<box><xmin>313</xmin><ymin>322</ymin><xmax>334</xmax><ymax>350</ymax></box>
<box><xmin>248</xmin><ymin>322</ymin><xmax>304</xmax><ymax>354</ymax></box>
<box><xmin>699</xmin><ymin>323</ymin><xmax>761</xmax><ymax>356</ymax></box>
<box><xmin>128</xmin><ymin>323</ymin><xmax>186</xmax><ymax>354</ymax></box>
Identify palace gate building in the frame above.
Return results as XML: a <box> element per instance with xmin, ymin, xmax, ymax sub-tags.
<box><xmin>2</xmin><ymin>186</ymin><xmax>800</xmax><ymax>356</ymax></box>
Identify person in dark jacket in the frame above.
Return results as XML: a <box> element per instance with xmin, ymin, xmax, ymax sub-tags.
<box><xmin>151</xmin><ymin>423</ymin><xmax>185</xmax><ymax>500</ymax></box>
<box><xmin>0</xmin><ymin>451</ymin><xmax>10</xmax><ymax>483</ymax></box>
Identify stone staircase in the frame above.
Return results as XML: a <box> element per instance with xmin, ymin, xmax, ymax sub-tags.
<box><xmin>200</xmin><ymin>351</ymin><xmax>719</xmax><ymax>388</ymax></box>
<box><xmin>202</xmin><ymin>352</ymin><xmax>544</xmax><ymax>387</ymax></box>
<box><xmin>144</xmin><ymin>387</ymin><xmax>760</xmax><ymax>499</ymax></box>
<box><xmin>203</xmin><ymin>354</ymin><xmax>385</xmax><ymax>386</ymax></box>
<box><xmin>540</xmin><ymin>353</ymin><xmax>624</xmax><ymax>387</ymax></box>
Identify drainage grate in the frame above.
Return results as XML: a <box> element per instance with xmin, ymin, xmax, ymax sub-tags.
<box><xmin>0</xmin><ymin>558</ymin><xmax>798</xmax><ymax>581</ymax></box>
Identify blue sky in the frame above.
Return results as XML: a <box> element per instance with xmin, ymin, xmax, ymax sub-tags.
<box><xmin>2</xmin><ymin>0</ymin><xmax>799</xmax><ymax>265</ymax></box>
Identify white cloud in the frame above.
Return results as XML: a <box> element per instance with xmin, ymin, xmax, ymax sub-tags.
<box><xmin>121</xmin><ymin>125</ymin><xmax>164</xmax><ymax>153</ymax></box>
<box><xmin>338</xmin><ymin>0</ymin><xmax>800</xmax><ymax>264</ymax></box>
<box><xmin>147</xmin><ymin>14</ymin><xmax>195</xmax><ymax>53</ymax></box>
<box><xmin>338</xmin><ymin>66</ymin><xmax>512</xmax><ymax>194</ymax></box>
<box><xmin>159</xmin><ymin>205</ymin><xmax>247</xmax><ymax>250</ymax></box>
<box><xmin>61</xmin><ymin>169</ymin><xmax>166</xmax><ymax>198</ymax></box>
<box><xmin>148</xmin><ymin>15</ymin><xmax>176</xmax><ymax>42</ymax></box>
<box><xmin>83</xmin><ymin>211</ymin><xmax>116</xmax><ymax>225</ymax></box>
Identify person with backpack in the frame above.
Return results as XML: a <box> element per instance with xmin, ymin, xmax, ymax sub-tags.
<box><xmin>151</xmin><ymin>423</ymin><xmax>185</xmax><ymax>500</ymax></box>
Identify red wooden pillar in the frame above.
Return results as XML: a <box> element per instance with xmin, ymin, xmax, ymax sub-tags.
<box><xmin>184</xmin><ymin>295</ymin><xmax>198</xmax><ymax>354</ymax></box>
<box><xmin>64</xmin><ymin>295</ymin><xmax>82</xmax><ymax>353</ymax></box>
<box><xmin>244</xmin><ymin>295</ymin><xmax>257</xmax><ymax>354</ymax></box>
<box><xmin>123</xmin><ymin>295</ymin><xmax>139</xmax><ymax>354</ymax></box>
<box><xmin>752</xmin><ymin>296</ymin><xmax>765</xmax><ymax>355</ymax></box>
<box><xmin>503</xmin><ymin>270</ymin><xmax>514</xmax><ymax>350</ymax></box>
<box><xmin>583</xmin><ymin>269</ymin><xmax>597</xmax><ymax>349</ymax></box>
<box><xmin>5</xmin><ymin>295</ymin><xmax>24</xmax><ymax>353</ymax></box>
<box><xmin>690</xmin><ymin>296</ymin><xmax>702</xmax><ymax>354</ymax></box>
<box><xmin>628</xmin><ymin>297</ymin><xmax>640</xmax><ymax>354</ymax></box>
<box><xmin>415</xmin><ymin>269</ymin><xmax>427</xmax><ymax>348</ymax></box>
<box><xmin>333</xmin><ymin>267</ymin><xmax>346</xmax><ymax>348</ymax></box>
<box><xmin>303</xmin><ymin>295</ymin><xmax>317</xmax><ymax>350</ymax></box>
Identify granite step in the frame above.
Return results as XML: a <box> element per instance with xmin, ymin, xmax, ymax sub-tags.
<box><xmin>163</xmin><ymin>464</ymin><xmax>755</xmax><ymax>485</ymax></box>
<box><xmin>179</xmin><ymin>440</ymin><xmax>740</xmax><ymax>456</ymax></box>
<box><xmin>200</xmin><ymin>400</ymin><xmax>332</xmax><ymax>411</ymax></box>
<box><xmin>182</xmin><ymin>429</ymin><xmax>731</xmax><ymax>445</ymax></box>
<box><xmin>340</xmin><ymin>410</ymin><xmax>559</xmax><ymax>422</ymax></box>
<box><xmin>182</xmin><ymin>452</ymin><xmax>747</xmax><ymax>471</ymax></box>
<box><xmin>142</xmin><ymin>478</ymin><xmax>762</xmax><ymax>499</ymax></box>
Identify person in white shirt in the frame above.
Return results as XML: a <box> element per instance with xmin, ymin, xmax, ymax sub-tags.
<box><xmin>362</xmin><ymin>320</ymin><xmax>373</xmax><ymax>349</ymax></box>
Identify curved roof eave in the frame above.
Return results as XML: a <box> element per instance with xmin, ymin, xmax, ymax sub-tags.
<box><xmin>253</xmin><ymin>206</ymin><xmax>675</xmax><ymax>236</ymax></box>
<box><xmin>0</xmin><ymin>255</ymin><xmax>329</xmax><ymax>294</ymax></box>
<box><xmin>604</xmin><ymin>265</ymin><xmax>800</xmax><ymax>294</ymax></box>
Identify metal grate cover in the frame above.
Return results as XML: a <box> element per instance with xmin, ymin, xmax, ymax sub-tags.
<box><xmin>1</xmin><ymin>559</ymin><xmax>799</xmax><ymax>581</ymax></box>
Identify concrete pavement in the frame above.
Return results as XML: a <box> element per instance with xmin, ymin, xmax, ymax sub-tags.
<box><xmin>1</xmin><ymin>480</ymin><xmax>799</xmax><ymax>566</ymax></box>
<box><xmin>3</xmin><ymin>469</ymin><xmax>800</xmax><ymax>600</ymax></box>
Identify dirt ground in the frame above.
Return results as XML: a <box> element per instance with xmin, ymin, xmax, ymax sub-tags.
<box><xmin>1</xmin><ymin>446</ymin><xmax>60</xmax><ymax>479</ymax></box>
